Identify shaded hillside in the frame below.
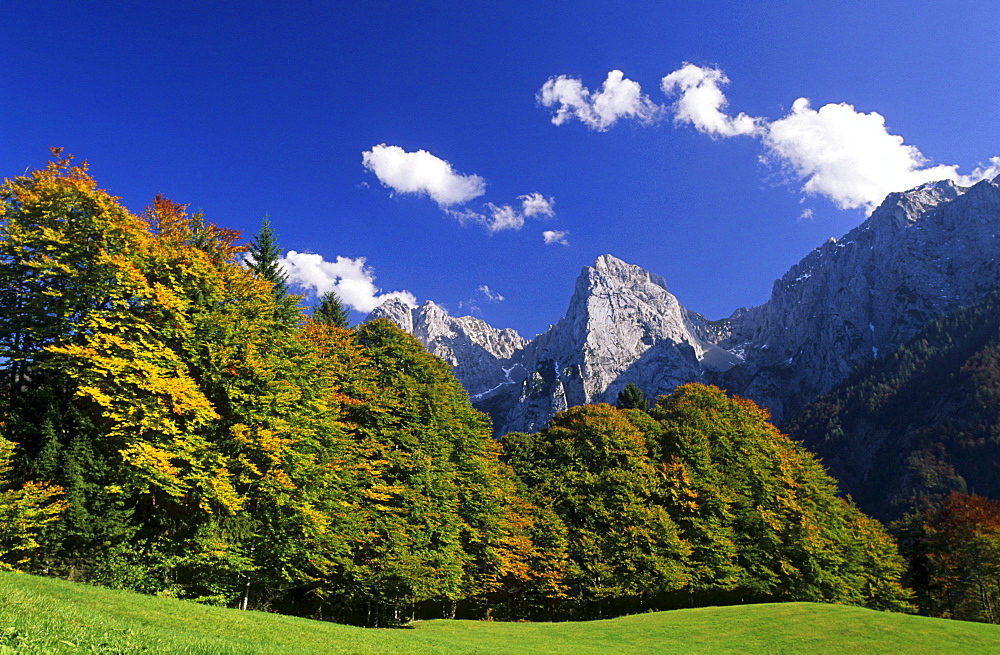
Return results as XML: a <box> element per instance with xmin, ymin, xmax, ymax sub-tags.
<box><xmin>786</xmin><ymin>288</ymin><xmax>1000</xmax><ymax>521</ymax></box>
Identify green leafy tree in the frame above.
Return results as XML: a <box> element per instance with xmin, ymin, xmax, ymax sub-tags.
<box><xmin>652</xmin><ymin>384</ymin><xmax>913</xmax><ymax>611</ymax></box>
<box><xmin>503</xmin><ymin>404</ymin><xmax>690</xmax><ymax>618</ymax></box>
<box><xmin>346</xmin><ymin>319</ymin><xmax>550</xmax><ymax>624</ymax></box>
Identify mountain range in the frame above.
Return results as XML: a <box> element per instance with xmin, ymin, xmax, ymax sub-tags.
<box><xmin>369</xmin><ymin>175</ymin><xmax>1000</xmax><ymax>438</ymax></box>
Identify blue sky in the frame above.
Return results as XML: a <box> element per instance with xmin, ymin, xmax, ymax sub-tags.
<box><xmin>4</xmin><ymin>1</ymin><xmax>999</xmax><ymax>337</ymax></box>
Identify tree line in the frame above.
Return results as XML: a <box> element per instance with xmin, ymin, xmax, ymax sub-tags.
<box><xmin>0</xmin><ymin>152</ymin><xmax>912</xmax><ymax>624</ymax></box>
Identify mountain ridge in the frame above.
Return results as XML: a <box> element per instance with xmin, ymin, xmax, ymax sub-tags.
<box><xmin>369</xmin><ymin>175</ymin><xmax>1000</xmax><ymax>435</ymax></box>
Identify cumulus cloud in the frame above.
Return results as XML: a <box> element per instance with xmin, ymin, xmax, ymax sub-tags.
<box><xmin>763</xmin><ymin>99</ymin><xmax>1000</xmax><ymax>210</ymax></box>
<box><xmin>363</xmin><ymin>144</ymin><xmax>558</xmax><ymax>234</ymax></box>
<box><xmin>279</xmin><ymin>250</ymin><xmax>416</xmax><ymax>314</ymax></box>
<box><xmin>661</xmin><ymin>64</ymin><xmax>762</xmax><ymax>137</ymax></box>
<box><xmin>656</xmin><ymin>63</ymin><xmax>1000</xmax><ymax>211</ymax></box>
<box><xmin>542</xmin><ymin>229</ymin><xmax>570</xmax><ymax>245</ymax></box>
<box><xmin>362</xmin><ymin>144</ymin><xmax>486</xmax><ymax>207</ymax></box>
<box><xmin>538</xmin><ymin>70</ymin><xmax>663</xmax><ymax>131</ymax></box>
<box><xmin>520</xmin><ymin>192</ymin><xmax>555</xmax><ymax>218</ymax></box>
<box><xmin>478</xmin><ymin>285</ymin><xmax>504</xmax><ymax>302</ymax></box>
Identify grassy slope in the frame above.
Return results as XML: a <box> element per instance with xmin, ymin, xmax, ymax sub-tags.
<box><xmin>3</xmin><ymin>572</ymin><xmax>1000</xmax><ymax>654</ymax></box>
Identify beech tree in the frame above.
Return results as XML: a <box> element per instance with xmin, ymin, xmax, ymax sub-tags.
<box><xmin>505</xmin><ymin>385</ymin><xmax>913</xmax><ymax>616</ymax></box>
<box><xmin>503</xmin><ymin>404</ymin><xmax>690</xmax><ymax>617</ymax></box>
<box><xmin>346</xmin><ymin>320</ymin><xmax>554</xmax><ymax>624</ymax></box>
<box><xmin>652</xmin><ymin>384</ymin><xmax>912</xmax><ymax>611</ymax></box>
<box><xmin>0</xmin><ymin>435</ymin><xmax>67</xmax><ymax>570</ymax></box>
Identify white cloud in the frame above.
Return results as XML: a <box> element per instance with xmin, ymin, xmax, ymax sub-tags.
<box><xmin>542</xmin><ymin>229</ymin><xmax>570</xmax><ymax>245</ymax></box>
<box><xmin>363</xmin><ymin>144</ymin><xmax>557</xmax><ymax>234</ymax></box>
<box><xmin>478</xmin><ymin>285</ymin><xmax>504</xmax><ymax>302</ymax></box>
<box><xmin>444</xmin><ymin>207</ymin><xmax>487</xmax><ymax>226</ymax></box>
<box><xmin>763</xmin><ymin>99</ymin><xmax>1000</xmax><ymax>210</ymax></box>
<box><xmin>538</xmin><ymin>70</ymin><xmax>663</xmax><ymax>131</ymax></box>
<box><xmin>486</xmin><ymin>203</ymin><xmax>524</xmax><ymax>233</ymax></box>
<box><xmin>799</xmin><ymin>208</ymin><xmax>815</xmax><ymax>221</ymax></box>
<box><xmin>660</xmin><ymin>64</ymin><xmax>762</xmax><ymax>138</ymax></box>
<box><xmin>656</xmin><ymin>64</ymin><xmax>1000</xmax><ymax>212</ymax></box>
<box><xmin>520</xmin><ymin>192</ymin><xmax>555</xmax><ymax>218</ymax></box>
<box><xmin>445</xmin><ymin>193</ymin><xmax>556</xmax><ymax>234</ymax></box>
<box><xmin>362</xmin><ymin>144</ymin><xmax>486</xmax><ymax>207</ymax></box>
<box><xmin>279</xmin><ymin>250</ymin><xmax>416</xmax><ymax>314</ymax></box>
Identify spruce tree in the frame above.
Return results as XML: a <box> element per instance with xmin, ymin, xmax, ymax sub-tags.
<box><xmin>314</xmin><ymin>290</ymin><xmax>351</xmax><ymax>328</ymax></box>
<box><xmin>246</xmin><ymin>216</ymin><xmax>299</xmax><ymax>323</ymax></box>
<box><xmin>616</xmin><ymin>382</ymin><xmax>649</xmax><ymax>412</ymax></box>
<box><xmin>246</xmin><ymin>216</ymin><xmax>288</xmax><ymax>294</ymax></box>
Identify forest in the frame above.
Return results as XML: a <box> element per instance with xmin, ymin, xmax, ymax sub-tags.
<box><xmin>0</xmin><ymin>151</ymin><xmax>993</xmax><ymax>625</ymax></box>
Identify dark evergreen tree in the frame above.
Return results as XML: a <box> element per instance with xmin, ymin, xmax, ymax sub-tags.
<box><xmin>314</xmin><ymin>290</ymin><xmax>351</xmax><ymax>328</ymax></box>
<box><xmin>245</xmin><ymin>216</ymin><xmax>300</xmax><ymax>323</ymax></box>
<box><xmin>616</xmin><ymin>382</ymin><xmax>649</xmax><ymax>412</ymax></box>
<box><xmin>246</xmin><ymin>216</ymin><xmax>287</xmax><ymax>292</ymax></box>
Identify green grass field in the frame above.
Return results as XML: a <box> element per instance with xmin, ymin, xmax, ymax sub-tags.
<box><xmin>3</xmin><ymin>571</ymin><xmax>1000</xmax><ymax>654</ymax></box>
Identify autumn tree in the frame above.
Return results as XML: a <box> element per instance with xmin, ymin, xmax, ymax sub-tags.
<box><xmin>0</xmin><ymin>435</ymin><xmax>67</xmax><ymax>570</ymax></box>
<box><xmin>895</xmin><ymin>492</ymin><xmax>1000</xmax><ymax>623</ymax></box>
<box><xmin>503</xmin><ymin>404</ymin><xmax>690</xmax><ymax>618</ymax></box>
<box><xmin>652</xmin><ymin>384</ymin><xmax>912</xmax><ymax>611</ymax></box>
<box><xmin>0</xmin><ymin>151</ymin><xmax>154</xmax><ymax>577</ymax></box>
<box><xmin>0</xmin><ymin>154</ymin><xmax>361</xmax><ymax>608</ymax></box>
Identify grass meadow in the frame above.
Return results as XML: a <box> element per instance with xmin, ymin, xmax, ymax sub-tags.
<box><xmin>3</xmin><ymin>571</ymin><xmax>1000</xmax><ymax>653</ymax></box>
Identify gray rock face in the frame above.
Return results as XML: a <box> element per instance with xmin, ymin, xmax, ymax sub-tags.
<box><xmin>368</xmin><ymin>298</ymin><xmax>527</xmax><ymax>398</ymax></box>
<box><xmin>721</xmin><ymin>176</ymin><xmax>1000</xmax><ymax>422</ymax></box>
<box><xmin>484</xmin><ymin>255</ymin><xmax>738</xmax><ymax>435</ymax></box>
<box><xmin>368</xmin><ymin>175</ymin><xmax>1000</xmax><ymax>434</ymax></box>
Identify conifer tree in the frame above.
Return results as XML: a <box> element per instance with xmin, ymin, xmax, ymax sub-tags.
<box><xmin>616</xmin><ymin>382</ymin><xmax>649</xmax><ymax>412</ymax></box>
<box><xmin>246</xmin><ymin>216</ymin><xmax>287</xmax><ymax>292</ymax></box>
<box><xmin>314</xmin><ymin>290</ymin><xmax>351</xmax><ymax>328</ymax></box>
<box><xmin>246</xmin><ymin>216</ymin><xmax>299</xmax><ymax>323</ymax></box>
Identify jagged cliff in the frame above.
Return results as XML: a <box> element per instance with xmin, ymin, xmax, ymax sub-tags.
<box><xmin>369</xmin><ymin>175</ymin><xmax>1000</xmax><ymax>435</ymax></box>
<box><xmin>721</xmin><ymin>177</ymin><xmax>1000</xmax><ymax>421</ymax></box>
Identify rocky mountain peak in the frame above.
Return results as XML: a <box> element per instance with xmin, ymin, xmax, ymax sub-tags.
<box><xmin>721</xmin><ymin>175</ymin><xmax>1000</xmax><ymax>422</ymax></box>
<box><xmin>589</xmin><ymin>254</ymin><xmax>670</xmax><ymax>292</ymax></box>
<box><xmin>366</xmin><ymin>299</ymin><xmax>527</xmax><ymax>401</ymax></box>
<box><xmin>368</xmin><ymin>177</ymin><xmax>1000</xmax><ymax>436</ymax></box>
<box><xmin>366</xmin><ymin>297</ymin><xmax>415</xmax><ymax>333</ymax></box>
